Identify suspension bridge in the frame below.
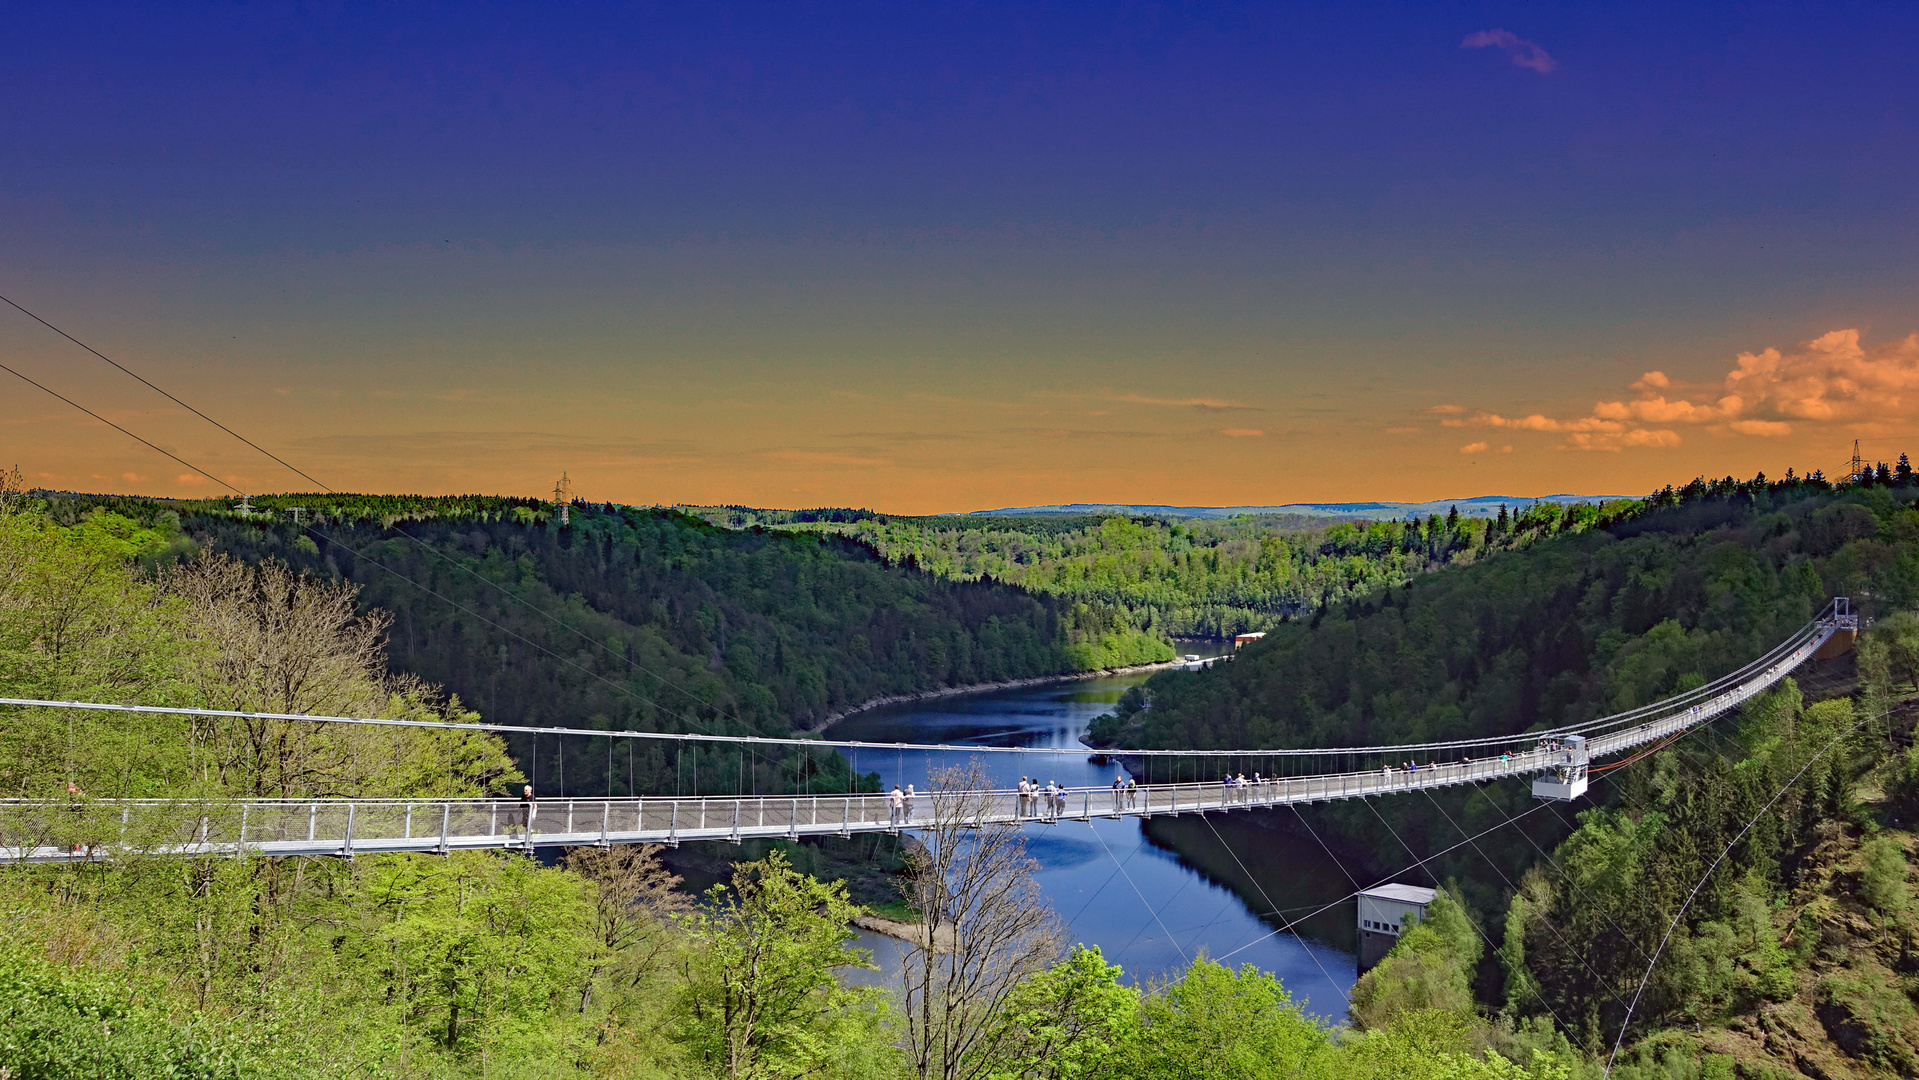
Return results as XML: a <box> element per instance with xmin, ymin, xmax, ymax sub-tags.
<box><xmin>0</xmin><ymin>602</ymin><xmax>1857</xmax><ymax>864</ymax></box>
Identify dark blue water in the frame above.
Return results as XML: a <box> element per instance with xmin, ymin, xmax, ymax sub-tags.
<box><xmin>825</xmin><ymin>667</ymin><xmax>1359</xmax><ymax>1020</ymax></box>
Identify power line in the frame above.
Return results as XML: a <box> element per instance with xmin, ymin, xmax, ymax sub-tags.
<box><xmin>0</xmin><ymin>293</ymin><xmax>325</xmax><ymax>491</ymax></box>
<box><xmin>0</xmin><ymin>291</ymin><xmax>1848</xmax><ymax>767</ymax></box>
<box><xmin>0</xmin><ymin>360</ymin><xmax>242</xmax><ymax>496</ymax></box>
<box><xmin>0</xmin><ymin>293</ymin><xmax>761</xmax><ymax>742</ymax></box>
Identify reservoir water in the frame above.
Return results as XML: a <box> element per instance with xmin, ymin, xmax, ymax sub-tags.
<box><xmin>824</xmin><ymin>664</ymin><xmax>1360</xmax><ymax>1020</ymax></box>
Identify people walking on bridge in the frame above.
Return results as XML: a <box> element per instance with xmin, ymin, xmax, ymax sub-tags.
<box><xmin>1017</xmin><ymin>777</ymin><xmax>1032</xmax><ymax>818</ymax></box>
<box><xmin>1125</xmin><ymin>777</ymin><xmax>1138</xmax><ymax>809</ymax></box>
<box><xmin>888</xmin><ymin>784</ymin><xmax>905</xmax><ymax>827</ymax></box>
<box><xmin>903</xmin><ymin>783</ymin><xmax>916</xmax><ymax>822</ymax></box>
<box><xmin>63</xmin><ymin>780</ymin><xmax>88</xmax><ymax>854</ymax></box>
<box><xmin>1113</xmin><ymin>774</ymin><xmax>1125</xmax><ymax>811</ymax></box>
<box><xmin>519</xmin><ymin>784</ymin><xmax>536</xmax><ymax>838</ymax></box>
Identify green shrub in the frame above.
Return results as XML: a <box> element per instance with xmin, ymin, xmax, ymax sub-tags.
<box><xmin>0</xmin><ymin>956</ymin><xmax>244</xmax><ymax>1080</ymax></box>
<box><xmin>1860</xmin><ymin>836</ymin><xmax>1910</xmax><ymax>917</ymax></box>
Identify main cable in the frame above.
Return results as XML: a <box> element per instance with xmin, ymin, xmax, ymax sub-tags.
<box><xmin>1603</xmin><ymin>712</ymin><xmax>1875</xmax><ymax>1075</ymax></box>
<box><xmin>1418</xmin><ymin>788</ymin><xmax>1634</xmax><ymax>1016</ymax></box>
<box><xmin>1088</xmin><ymin>820</ymin><xmax>1190</xmax><ymax>968</ymax></box>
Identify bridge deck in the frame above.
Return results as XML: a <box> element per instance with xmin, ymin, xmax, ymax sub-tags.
<box><xmin>0</xmin><ymin>621</ymin><xmax>1835</xmax><ymax>864</ymax></box>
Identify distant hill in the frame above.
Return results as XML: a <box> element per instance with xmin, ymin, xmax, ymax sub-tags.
<box><xmin>963</xmin><ymin>494</ymin><xmax>1631</xmax><ymax>521</ymax></box>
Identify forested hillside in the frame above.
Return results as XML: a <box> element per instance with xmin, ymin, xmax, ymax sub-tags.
<box><xmin>1096</xmin><ymin>473</ymin><xmax>1907</xmax><ymax>753</ymax></box>
<box><xmin>1088</xmin><ymin>469</ymin><xmax>1919</xmax><ymax>1076</ymax></box>
<box><xmin>705</xmin><ymin>500</ymin><xmax>1627</xmax><ymax>639</ymax></box>
<box><xmin>32</xmin><ymin>493</ymin><xmax>1167</xmax><ymax>796</ymax></box>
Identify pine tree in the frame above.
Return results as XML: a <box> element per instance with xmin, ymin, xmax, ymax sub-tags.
<box><xmin>1899</xmin><ymin>453</ymin><xmax>1913</xmax><ymax>486</ymax></box>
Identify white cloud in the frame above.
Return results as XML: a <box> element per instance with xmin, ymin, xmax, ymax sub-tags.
<box><xmin>1454</xmin><ymin>328</ymin><xmax>1919</xmax><ymax>451</ymax></box>
<box><xmin>1461</xmin><ymin>29</ymin><xmax>1556</xmax><ymax>73</ymax></box>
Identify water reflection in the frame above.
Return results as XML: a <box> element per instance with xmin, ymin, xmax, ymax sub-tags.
<box><xmin>824</xmin><ymin>667</ymin><xmax>1358</xmax><ymax>1019</ymax></box>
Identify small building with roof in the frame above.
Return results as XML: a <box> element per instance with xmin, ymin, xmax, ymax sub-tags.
<box><xmin>1356</xmin><ymin>883</ymin><xmax>1437</xmax><ymax>970</ymax></box>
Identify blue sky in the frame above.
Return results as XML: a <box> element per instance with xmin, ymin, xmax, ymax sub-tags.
<box><xmin>3</xmin><ymin>2</ymin><xmax>1916</xmax><ymax>509</ymax></box>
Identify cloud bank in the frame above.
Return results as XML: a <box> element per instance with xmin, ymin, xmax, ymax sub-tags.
<box><xmin>1441</xmin><ymin>329</ymin><xmax>1919</xmax><ymax>451</ymax></box>
<box><xmin>1461</xmin><ymin>29</ymin><xmax>1556</xmax><ymax>73</ymax></box>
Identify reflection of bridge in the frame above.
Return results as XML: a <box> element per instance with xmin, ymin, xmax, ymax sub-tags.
<box><xmin>0</xmin><ymin>604</ymin><xmax>1855</xmax><ymax>864</ymax></box>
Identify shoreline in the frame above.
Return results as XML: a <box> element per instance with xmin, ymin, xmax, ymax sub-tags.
<box><xmin>850</xmin><ymin>914</ymin><xmax>956</xmax><ymax>953</ymax></box>
<box><xmin>808</xmin><ymin>653</ymin><xmax>1225</xmax><ymax>732</ymax></box>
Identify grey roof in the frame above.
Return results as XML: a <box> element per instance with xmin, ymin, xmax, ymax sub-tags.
<box><xmin>1359</xmin><ymin>884</ymin><xmax>1437</xmax><ymax>905</ymax></box>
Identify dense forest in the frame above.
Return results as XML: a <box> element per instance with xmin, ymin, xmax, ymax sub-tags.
<box><xmin>28</xmin><ymin>493</ymin><xmax>1169</xmax><ymax>797</ymax></box>
<box><xmin>699</xmin><ymin>500</ymin><xmax>1635</xmax><ymax>640</ymax></box>
<box><xmin>1093</xmin><ymin>470</ymin><xmax>1911</xmax><ymax>757</ymax></box>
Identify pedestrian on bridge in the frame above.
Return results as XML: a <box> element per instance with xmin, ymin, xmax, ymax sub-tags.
<box><xmin>903</xmin><ymin>783</ymin><xmax>916</xmax><ymax>822</ymax></box>
<box><xmin>1113</xmin><ymin>774</ymin><xmax>1125</xmax><ymax>811</ymax></box>
<box><xmin>519</xmin><ymin>784</ymin><xmax>536</xmax><ymax>837</ymax></box>
<box><xmin>888</xmin><ymin>785</ymin><xmax>905</xmax><ymax>827</ymax></box>
<box><xmin>1125</xmin><ymin>777</ymin><xmax>1138</xmax><ymax>809</ymax></box>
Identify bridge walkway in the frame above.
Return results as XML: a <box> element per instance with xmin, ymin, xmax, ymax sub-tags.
<box><xmin>0</xmin><ymin>615</ymin><xmax>1838</xmax><ymax>863</ymax></box>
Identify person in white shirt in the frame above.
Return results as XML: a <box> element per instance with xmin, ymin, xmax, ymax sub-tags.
<box><xmin>888</xmin><ymin>784</ymin><xmax>904</xmax><ymax>826</ymax></box>
<box><xmin>904</xmin><ymin>783</ymin><xmax>916</xmax><ymax>822</ymax></box>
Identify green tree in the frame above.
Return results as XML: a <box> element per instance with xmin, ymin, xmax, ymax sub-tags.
<box><xmin>985</xmin><ymin>946</ymin><xmax>1139</xmax><ymax>1080</ymax></box>
<box><xmin>1349</xmin><ymin>890</ymin><xmax>1483</xmax><ymax>1031</ymax></box>
<box><xmin>1134</xmin><ymin>959</ymin><xmax>1326</xmax><ymax>1080</ymax></box>
<box><xmin>674</xmin><ymin>851</ymin><xmax>890</xmax><ymax>1080</ymax></box>
<box><xmin>360</xmin><ymin>851</ymin><xmax>596</xmax><ymax>1052</ymax></box>
<box><xmin>1860</xmin><ymin>835</ymin><xmax>1910</xmax><ymax>918</ymax></box>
